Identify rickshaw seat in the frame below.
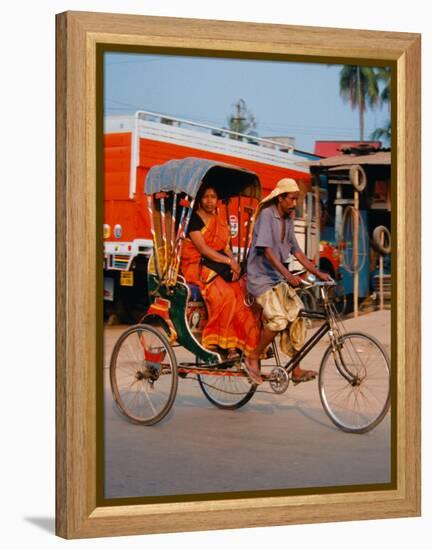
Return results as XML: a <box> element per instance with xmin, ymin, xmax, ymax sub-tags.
<box><xmin>188</xmin><ymin>283</ymin><xmax>203</xmax><ymax>302</ymax></box>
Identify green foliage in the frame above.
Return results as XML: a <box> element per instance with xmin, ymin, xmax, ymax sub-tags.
<box><xmin>338</xmin><ymin>65</ymin><xmax>391</xmax><ymax>142</ymax></box>
<box><xmin>339</xmin><ymin>66</ymin><xmax>380</xmax><ymax>110</ymax></box>
<box><xmin>370</xmin><ymin>120</ymin><xmax>391</xmax><ymax>146</ymax></box>
<box><xmin>227</xmin><ymin>99</ymin><xmax>257</xmax><ymax>139</ymax></box>
<box><xmin>375</xmin><ymin>67</ymin><xmax>391</xmax><ymax>104</ymax></box>
<box><xmin>371</xmin><ymin>68</ymin><xmax>391</xmax><ymax>144</ymax></box>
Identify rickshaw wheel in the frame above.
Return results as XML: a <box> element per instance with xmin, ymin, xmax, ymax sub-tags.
<box><xmin>197</xmin><ymin>357</ymin><xmax>257</xmax><ymax>410</ymax></box>
<box><xmin>110</xmin><ymin>324</ymin><xmax>178</xmax><ymax>425</ymax></box>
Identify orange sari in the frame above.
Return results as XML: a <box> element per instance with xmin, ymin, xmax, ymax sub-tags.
<box><xmin>181</xmin><ymin>213</ymin><xmax>259</xmax><ymax>354</ymax></box>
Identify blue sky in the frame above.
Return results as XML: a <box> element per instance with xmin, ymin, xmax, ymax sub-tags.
<box><xmin>104</xmin><ymin>52</ymin><xmax>390</xmax><ymax>152</ymax></box>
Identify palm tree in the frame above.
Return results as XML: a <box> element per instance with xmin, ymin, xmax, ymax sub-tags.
<box><xmin>370</xmin><ymin>67</ymin><xmax>391</xmax><ymax>147</ymax></box>
<box><xmin>371</xmin><ymin>67</ymin><xmax>391</xmax><ymax>145</ymax></box>
<box><xmin>371</xmin><ymin>120</ymin><xmax>391</xmax><ymax>147</ymax></box>
<box><xmin>375</xmin><ymin>66</ymin><xmax>391</xmax><ymax>106</ymax></box>
<box><xmin>339</xmin><ymin>66</ymin><xmax>380</xmax><ymax>141</ymax></box>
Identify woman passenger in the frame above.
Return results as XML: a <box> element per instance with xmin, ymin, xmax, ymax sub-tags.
<box><xmin>180</xmin><ymin>184</ymin><xmax>259</xmax><ymax>361</ymax></box>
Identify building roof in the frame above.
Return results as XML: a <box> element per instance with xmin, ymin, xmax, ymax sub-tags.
<box><xmin>305</xmin><ymin>150</ymin><xmax>391</xmax><ymax>168</ymax></box>
<box><xmin>314</xmin><ymin>140</ymin><xmax>382</xmax><ymax>157</ymax></box>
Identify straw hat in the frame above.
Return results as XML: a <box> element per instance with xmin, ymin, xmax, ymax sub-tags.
<box><xmin>259</xmin><ymin>178</ymin><xmax>299</xmax><ymax>206</ymax></box>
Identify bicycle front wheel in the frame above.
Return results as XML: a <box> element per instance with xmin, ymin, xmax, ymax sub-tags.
<box><xmin>110</xmin><ymin>324</ymin><xmax>178</xmax><ymax>425</ymax></box>
<box><xmin>299</xmin><ymin>288</ymin><xmax>317</xmax><ymax>312</ymax></box>
<box><xmin>319</xmin><ymin>331</ymin><xmax>390</xmax><ymax>433</ymax></box>
<box><xmin>327</xmin><ymin>282</ymin><xmax>347</xmax><ymax>316</ymax></box>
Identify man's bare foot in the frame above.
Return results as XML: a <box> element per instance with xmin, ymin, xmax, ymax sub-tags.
<box><xmin>243</xmin><ymin>356</ymin><xmax>263</xmax><ymax>385</ymax></box>
<box><xmin>291</xmin><ymin>366</ymin><xmax>318</xmax><ymax>385</ymax></box>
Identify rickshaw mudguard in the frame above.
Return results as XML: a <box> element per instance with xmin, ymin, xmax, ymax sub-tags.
<box><xmin>147</xmin><ymin>273</ymin><xmax>220</xmax><ymax>364</ymax></box>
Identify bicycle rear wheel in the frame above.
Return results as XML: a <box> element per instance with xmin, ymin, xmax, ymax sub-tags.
<box><xmin>110</xmin><ymin>324</ymin><xmax>178</xmax><ymax>425</ymax></box>
<box><xmin>318</xmin><ymin>331</ymin><xmax>390</xmax><ymax>433</ymax></box>
<box><xmin>197</xmin><ymin>358</ymin><xmax>257</xmax><ymax>410</ymax></box>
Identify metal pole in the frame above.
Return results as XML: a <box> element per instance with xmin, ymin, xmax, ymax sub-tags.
<box><xmin>306</xmin><ymin>192</ymin><xmax>312</xmax><ymax>260</ymax></box>
<box><xmin>335</xmin><ymin>184</ymin><xmax>342</xmax><ymax>243</ymax></box>
<box><xmin>315</xmin><ymin>177</ymin><xmax>321</xmax><ymax>267</ymax></box>
<box><xmin>379</xmin><ymin>232</ymin><xmax>384</xmax><ymax>311</ymax></box>
<box><xmin>353</xmin><ymin>192</ymin><xmax>359</xmax><ymax>318</ymax></box>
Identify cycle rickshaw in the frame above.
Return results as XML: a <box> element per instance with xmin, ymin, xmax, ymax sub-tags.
<box><xmin>110</xmin><ymin>157</ymin><xmax>391</xmax><ymax>434</ymax></box>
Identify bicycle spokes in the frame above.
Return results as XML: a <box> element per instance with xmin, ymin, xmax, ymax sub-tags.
<box><xmin>138</xmin><ymin>332</ymin><xmax>167</xmax><ymax>362</ymax></box>
<box><xmin>319</xmin><ymin>332</ymin><xmax>390</xmax><ymax>433</ymax></box>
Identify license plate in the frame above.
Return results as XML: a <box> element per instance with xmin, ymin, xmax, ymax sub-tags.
<box><xmin>120</xmin><ymin>271</ymin><xmax>134</xmax><ymax>287</ymax></box>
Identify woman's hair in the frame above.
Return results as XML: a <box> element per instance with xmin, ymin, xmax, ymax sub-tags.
<box><xmin>197</xmin><ymin>183</ymin><xmax>218</xmax><ymax>205</ymax></box>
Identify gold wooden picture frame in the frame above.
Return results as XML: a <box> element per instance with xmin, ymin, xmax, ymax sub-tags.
<box><xmin>56</xmin><ymin>11</ymin><xmax>421</xmax><ymax>539</ymax></box>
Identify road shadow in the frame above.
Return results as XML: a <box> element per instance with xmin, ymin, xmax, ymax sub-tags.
<box><xmin>25</xmin><ymin>517</ymin><xmax>55</xmax><ymax>534</ymax></box>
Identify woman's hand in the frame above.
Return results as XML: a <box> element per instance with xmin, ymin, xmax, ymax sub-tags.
<box><xmin>229</xmin><ymin>258</ymin><xmax>241</xmax><ymax>279</ymax></box>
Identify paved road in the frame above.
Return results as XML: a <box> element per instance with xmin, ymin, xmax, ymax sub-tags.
<box><xmin>103</xmin><ymin>310</ymin><xmax>391</xmax><ymax>498</ymax></box>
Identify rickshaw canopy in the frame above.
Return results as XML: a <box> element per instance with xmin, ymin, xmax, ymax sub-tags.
<box><xmin>144</xmin><ymin>157</ymin><xmax>262</xmax><ymax>201</ymax></box>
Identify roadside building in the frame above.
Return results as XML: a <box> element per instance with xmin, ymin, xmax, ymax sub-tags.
<box><xmin>307</xmin><ymin>143</ymin><xmax>391</xmax><ymax>309</ymax></box>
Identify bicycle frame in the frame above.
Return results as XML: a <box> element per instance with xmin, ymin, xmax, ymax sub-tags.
<box><xmin>277</xmin><ymin>291</ymin><xmax>357</xmax><ymax>385</ymax></box>
<box><xmin>174</xmin><ymin>282</ymin><xmax>357</xmax><ymax>386</ymax></box>
<box><xmin>281</xmin><ymin>309</ymin><xmax>329</xmax><ymax>374</ymax></box>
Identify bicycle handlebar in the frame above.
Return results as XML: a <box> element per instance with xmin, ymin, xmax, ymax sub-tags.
<box><xmin>298</xmin><ymin>276</ymin><xmax>336</xmax><ymax>288</ymax></box>
<box><xmin>312</xmin><ymin>280</ymin><xmax>336</xmax><ymax>287</ymax></box>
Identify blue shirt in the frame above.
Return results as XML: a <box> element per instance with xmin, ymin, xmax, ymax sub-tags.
<box><xmin>247</xmin><ymin>205</ymin><xmax>301</xmax><ymax>297</ymax></box>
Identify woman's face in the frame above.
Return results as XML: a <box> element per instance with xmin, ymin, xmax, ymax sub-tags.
<box><xmin>199</xmin><ymin>187</ymin><xmax>218</xmax><ymax>214</ymax></box>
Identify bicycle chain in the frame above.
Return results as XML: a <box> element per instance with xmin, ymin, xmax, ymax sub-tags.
<box><xmin>184</xmin><ymin>375</ymin><xmax>285</xmax><ymax>395</ymax></box>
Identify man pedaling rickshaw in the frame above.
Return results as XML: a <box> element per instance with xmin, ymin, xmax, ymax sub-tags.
<box><xmin>244</xmin><ymin>178</ymin><xmax>331</xmax><ymax>385</ymax></box>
